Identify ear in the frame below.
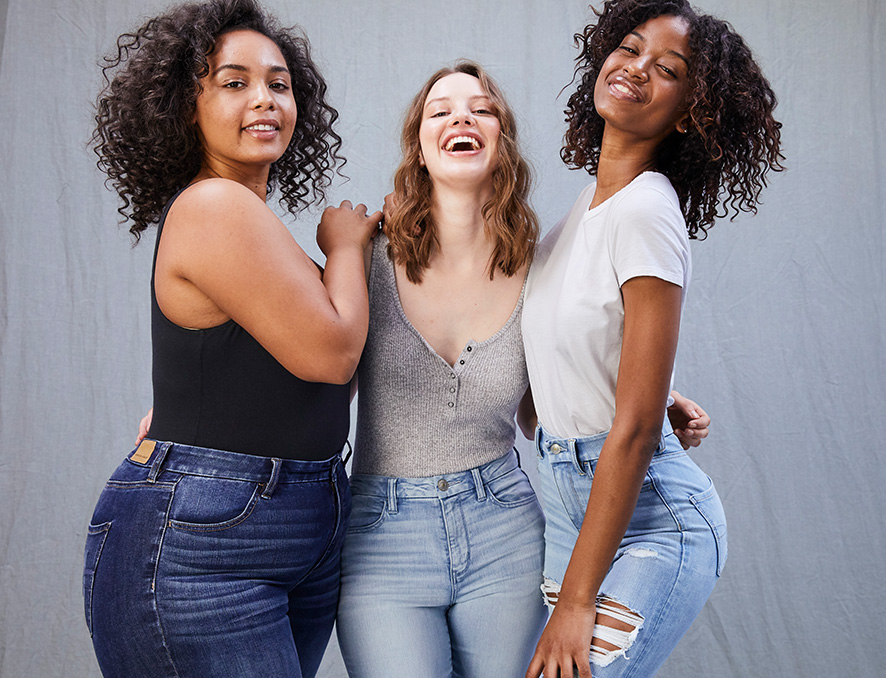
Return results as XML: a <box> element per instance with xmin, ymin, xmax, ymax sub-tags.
<box><xmin>676</xmin><ymin>114</ymin><xmax>690</xmax><ymax>134</ymax></box>
<box><xmin>418</xmin><ymin>150</ymin><xmax>425</xmax><ymax>167</ymax></box>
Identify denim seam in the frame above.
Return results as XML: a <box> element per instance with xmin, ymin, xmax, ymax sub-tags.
<box><xmin>294</xmin><ymin>462</ymin><xmax>345</xmax><ymax>585</ymax></box>
<box><xmin>151</xmin><ymin>486</ymin><xmax>182</xmax><ymax>677</ymax></box>
<box><xmin>83</xmin><ymin>522</ymin><xmax>112</xmax><ymax>637</ymax></box>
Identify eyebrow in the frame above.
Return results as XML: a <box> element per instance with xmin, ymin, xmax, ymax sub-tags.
<box><xmin>424</xmin><ymin>94</ymin><xmax>493</xmax><ymax>108</ymax></box>
<box><xmin>628</xmin><ymin>30</ymin><xmax>690</xmax><ymax>67</ymax></box>
<box><xmin>214</xmin><ymin>63</ymin><xmax>290</xmax><ymax>75</ymax></box>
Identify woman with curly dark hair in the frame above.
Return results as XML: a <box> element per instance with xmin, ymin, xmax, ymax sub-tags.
<box><xmin>82</xmin><ymin>1</ymin><xmax>379</xmax><ymax>676</ymax></box>
<box><xmin>521</xmin><ymin>1</ymin><xmax>784</xmax><ymax>676</ymax></box>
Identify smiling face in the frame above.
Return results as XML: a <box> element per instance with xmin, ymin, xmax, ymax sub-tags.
<box><xmin>192</xmin><ymin>29</ymin><xmax>297</xmax><ymax>178</ymax></box>
<box><xmin>593</xmin><ymin>14</ymin><xmax>692</xmax><ymax>145</ymax></box>
<box><xmin>418</xmin><ymin>72</ymin><xmax>501</xmax><ymax>190</ymax></box>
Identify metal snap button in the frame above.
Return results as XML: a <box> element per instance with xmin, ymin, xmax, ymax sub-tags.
<box><xmin>550</xmin><ymin>443</ymin><xmax>561</xmax><ymax>454</ymax></box>
<box><xmin>437</xmin><ymin>479</ymin><xmax>449</xmax><ymax>491</ymax></box>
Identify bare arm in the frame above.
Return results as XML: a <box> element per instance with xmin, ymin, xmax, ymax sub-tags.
<box><xmin>526</xmin><ymin>275</ymin><xmax>682</xmax><ymax>678</ymax></box>
<box><xmin>156</xmin><ymin>180</ymin><xmax>380</xmax><ymax>384</ymax></box>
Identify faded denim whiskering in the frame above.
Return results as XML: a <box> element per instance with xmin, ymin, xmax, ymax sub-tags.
<box><xmin>83</xmin><ymin>440</ymin><xmax>350</xmax><ymax>678</ymax></box>
<box><xmin>535</xmin><ymin>422</ymin><xmax>726</xmax><ymax>677</ymax></box>
<box><xmin>337</xmin><ymin>449</ymin><xmax>548</xmax><ymax>678</ymax></box>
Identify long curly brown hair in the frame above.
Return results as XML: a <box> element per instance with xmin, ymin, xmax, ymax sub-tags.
<box><xmin>92</xmin><ymin>0</ymin><xmax>343</xmax><ymax>241</ymax></box>
<box><xmin>562</xmin><ymin>0</ymin><xmax>785</xmax><ymax>237</ymax></box>
<box><xmin>385</xmin><ymin>61</ymin><xmax>538</xmax><ymax>283</ymax></box>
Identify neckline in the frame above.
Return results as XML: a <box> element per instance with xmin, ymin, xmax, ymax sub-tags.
<box><xmin>585</xmin><ymin>170</ymin><xmax>660</xmax><ymax>217</ymax></box>
<box><xmin>379</xmin><ymin>237</ymin><xmax>526</xmax><ymax>369</ymax></box>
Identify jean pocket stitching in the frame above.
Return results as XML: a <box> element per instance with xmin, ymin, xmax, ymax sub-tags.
<box><xmin>486</xmin><ymin>469</ymin><xmax>539</xmax><ymax>508</ymax></box>
<box><xmin>83</xmin><ymin>521</ymin><xmax>112</xmax><ymax>637</ymax></box>
<box><xmin>168</xmin><ymin>484</ymin><xmax>262</xmax><ymax>532</ymax></box>
<box><xmin>689</xmin><ymin>481</ymin><xmax>727</xmax><ymax>576</ymax></box>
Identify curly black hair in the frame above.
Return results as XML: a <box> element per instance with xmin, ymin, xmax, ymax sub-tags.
<box><xmin>92</xmin><ymin>0</ymin><xmax>344</xmax><ymax>241</ymax></box>
<box><xmin>562</xmin><ymin>0</ymin><xmax>785</xmax><ymax>237</ymax></box>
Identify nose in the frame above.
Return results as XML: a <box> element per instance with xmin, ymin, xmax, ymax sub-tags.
<box><xmin>624</xmin><ymin>57</ymin><xmax>650</xmax><ymax>81</ymax></box>
<box><xmin>450</xmin><ymin>110</ymin><xmax>474</xmax><ymax>127</ymax></box>
<box><xmin>251</xmin><ymin>82</ymin><xmax>275</xmax><ymax>110</ymax></box>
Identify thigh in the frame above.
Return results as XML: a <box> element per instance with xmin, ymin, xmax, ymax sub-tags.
<box><xmin>337</xmin><ymin>491</ymin><xmax>454</xmax><ymax>678</ymax></box>
<box><xmin>155</xmin><ymin>472</ymin><xmax>342</xmax><ymax>677</ymax></box>
<box><xmin>448</xmin><ymin>468</ymin><xmax>548</xmax><ymax>678</ymax></box>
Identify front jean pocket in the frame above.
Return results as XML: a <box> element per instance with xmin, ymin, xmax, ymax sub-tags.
<box><xmin>83</xmin><ymin>521</ymin><xmax>112</xmax><ymax>637</ymax></box>
<box><xmin>346</xmin><ymin>493</ymin><xmax>387</xmax><ymax>533</ymax></box>
<box><xmin>167</xmin><ymin>475</ymin><xmax>262</xmax><ymax>532</ymax></box>
<box><xmin>486</xmin><ymin>468</ymin><xmax>540</xmax><ymax>508</ymax></box>
<box><xmin>689</xmin><ymin>478</ymin><xmax>728</xmax><ymax>576</ymax></box>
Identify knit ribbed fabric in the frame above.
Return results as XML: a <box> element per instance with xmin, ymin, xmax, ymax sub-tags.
<box><xmin>353</xmin><ymin>234</ymin><xmax>528</xmax><ymax>477</ymax></box>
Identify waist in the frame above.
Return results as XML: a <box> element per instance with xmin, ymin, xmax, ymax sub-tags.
<box><xmin>129</xmin><ymin>438</ymin><xmax>345</xmax><ymax>484</ymax></box>
<box><xmin>535</xmin><ymin>419</ymin><xmax>681</xmax><ymax>464</ymax></box>
<box><xmin>349</xmin><ymin>449</ymin><xmax>522</xmax><ymax>498</ymax></box>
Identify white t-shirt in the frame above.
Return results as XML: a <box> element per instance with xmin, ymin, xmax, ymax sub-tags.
<box><xmin>522</xmin><ymin>172</ymin><xmax>691</xmax><ymax>438</ymax></box>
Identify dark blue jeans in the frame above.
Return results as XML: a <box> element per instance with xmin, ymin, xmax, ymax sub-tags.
<box><xmin>83</xmin><ymin>440</ymin><xmax>350</xmax><ymax>678</ymax></box>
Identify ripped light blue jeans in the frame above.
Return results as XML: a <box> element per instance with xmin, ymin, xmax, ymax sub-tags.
<box><xmin>534</xmin><ymin>422</ymin><xmax>727</xmax><ymax>677</ymax></box>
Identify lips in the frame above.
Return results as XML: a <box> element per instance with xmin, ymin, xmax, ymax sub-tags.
<box><xmin>607</xmin><ymin>76</ymin><xmax>643</xmax><ymax>102</ymax></box>
<box><xmin>443</xmin><ymin>134</ymin><xmax>482</xmax><ymax>152</ymax></box>
<box><xmin>243</xmin><ymin>119</ymin><xmax>280</xmax><ymax>132</ymax></box>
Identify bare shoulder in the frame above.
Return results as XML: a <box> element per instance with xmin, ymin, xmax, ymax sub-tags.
<box><xmin>167</xmin><ymin>179</ymin><xmax>272</xmax><ymax>234</ymax></box>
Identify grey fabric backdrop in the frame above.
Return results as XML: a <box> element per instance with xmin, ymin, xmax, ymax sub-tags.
<box><xmin>1</xmin><ymin>0</ymin><xmax>883</xmax><ymax>676</ymax></box>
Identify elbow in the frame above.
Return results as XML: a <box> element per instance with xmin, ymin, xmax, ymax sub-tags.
<box><xmin>610</xmin><ymin>415</ymin><xmax>666</xmax><ymax>461</ymax></box>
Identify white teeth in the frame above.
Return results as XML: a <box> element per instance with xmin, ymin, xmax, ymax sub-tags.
<box><xmin>246</xmin><ymin>124</ymin><xmax>276</xmax><ymax>131</ymax></box>
<box><xmin>444</xmin><ymin>136</ymin><xmax>481</xmax><ymax>152</ymax></box>
<box><xmin>613</xmin><ymin>83</ymin><xmax>631</xmax><ymax>95</ymax></box>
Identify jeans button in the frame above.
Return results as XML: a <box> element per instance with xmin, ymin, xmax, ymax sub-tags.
<box><xmin>550</xmin><ymin>443</ymin><xmax>561</xmax><ymax>454</ymax></box>
<box><xmin>437</xmin><ymin>479</ymin><xmax>449</xmax><ymax>491</ymax></box>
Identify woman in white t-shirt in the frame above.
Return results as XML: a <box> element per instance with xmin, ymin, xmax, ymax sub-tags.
<box><xmin>522</xmin><ymin>1</ymin><xmax>784</xmax><ymax>676</ymax></box>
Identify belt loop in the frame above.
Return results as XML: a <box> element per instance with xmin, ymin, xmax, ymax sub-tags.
<box><xmin>261</xmin><ymin>458</ymin><xmax>282</xmax><ymax>499</ymax></box>
<box><xmin>567</xmin><ymin>438</ymin><xmax>585</xmax><ymax>476</ymax></box>
<box><xmin>342</xmin><ymin>440</ymin><xmax>353</xmax><ymax>467</ymax></box>
<box><xmin>147</xmin><ymin>442</ymin><xmax>173</xmax><ymax>483</ymax></box>
<box><xmin>387</xmin><ymin>478</ymin><xmax>399</xmax><ymax>514</ymax></box>
<box><xmin>534</xmin><ymin>425</ymin><xmax>543</xmax><ymax>458</ymax></box>
<box><xmin>471</xmin><ymin>467</ymin><xmax>486</xmax><ymax>501</ymax></box>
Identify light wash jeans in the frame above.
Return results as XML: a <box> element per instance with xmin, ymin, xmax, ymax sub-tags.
<box><xmin>336</xmin><ymin>449</ymin><xmax>548</xmax><ymax>677</ymax></box>
<box><xmin>84</xmin><ymin>440</ymin><xmax>350</xmax><ymax>678</ymax></box>
<box><xmin>535</xmin><ymin>423</ymin><xmax>727</xmax><ymax>677</ymax></box>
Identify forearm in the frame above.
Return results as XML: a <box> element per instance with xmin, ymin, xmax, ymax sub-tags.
<box><xmin>556</xmin><ymin>419</ymin><xmax>660</xmax><ymax>605</ymax></box>
<box><xmin>315</xmin><ymin>244</ymin><xmax>371</xmax><ymax>382</ymax></box>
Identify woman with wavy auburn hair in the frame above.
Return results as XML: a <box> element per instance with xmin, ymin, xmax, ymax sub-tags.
<box><xmin>385</xmin><ymin>61</ymin><xmax>537</xmax><ymax>284</ymax></box>
<box><xmin>334</xmin><ymin>61</ymin><xmax>549</xmax><ymax>677</ymax></box>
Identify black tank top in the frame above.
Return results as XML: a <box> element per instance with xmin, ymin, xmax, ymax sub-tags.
<box><xmin>146</xmin><ymin>190</ymin><xmax>349</xmax><ymax>460</ymax></box>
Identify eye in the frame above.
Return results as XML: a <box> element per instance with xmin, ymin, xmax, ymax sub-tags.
<box><xmin>658</xmin><ymin>64</ymin><xmax>676</xmax><ymax>77</ymax></box>
<box><xmin>431</xmin><ymin>110</ymin><xmax>449</xmax><ymax>118</ymax></box>
<box><xmin>223</xmin><ymin>80</ymin><xmax>245</xmax><ymax>89</ymax></box>
<box><xmin>618</xmin><ymin>44</ymin><xmax>638</xmax><ymax>55</ymax></box>
<box><xmin>270</xmin><ymin>81</ymin><xmax>290</xmax><ymax>91</ymax></box>
<box><xmin>474</xmin><ymin>107</ymin><xmax>494</xmax><ymax>115</ymax></box>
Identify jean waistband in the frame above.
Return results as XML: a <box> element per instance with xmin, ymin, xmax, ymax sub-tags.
<box><xmin>349</xmin><ymin>449</ymin><xmax>521</xmax><ymax>502</ymax></box>
<box><xmin>129</xmin><ymin>439</ymin><xmax>343</xmax><ymax>489</ymax></box>
<box><xmin>535</xmin><ymin>419</ymin><xmax>678</xmax><ymax>467</ymax></box>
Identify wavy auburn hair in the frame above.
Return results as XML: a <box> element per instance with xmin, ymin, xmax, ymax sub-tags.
<box><xmin>562</xmin><ymin>0</ymin><xmax>785</xmax><ymax>238</ymax></box>
<box><xmin>386</xmin><ymin>61</ymin><xmax>538</xmax><ymax>283</ymax></box>
<box><xmin>92</xmin><ymin>0</ymin><xmax>343</xmax><ymax>241</ymax></box>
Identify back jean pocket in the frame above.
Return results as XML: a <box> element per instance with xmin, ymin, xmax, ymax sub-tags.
<box><xmin>83</xmin><ymin>521</ymin><xmax>112</xmax><ymax>637</ymax></box>
<box><xmin>689</xmin><ymin>478</ymin><xmax>728</xmax><ymax>576</ymax></box>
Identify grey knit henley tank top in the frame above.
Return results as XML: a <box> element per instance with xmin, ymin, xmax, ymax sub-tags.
<box><xmin>353</xmin><ymin>234</ymin><xmax>528</xmax><ymax>477</ymax></box>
